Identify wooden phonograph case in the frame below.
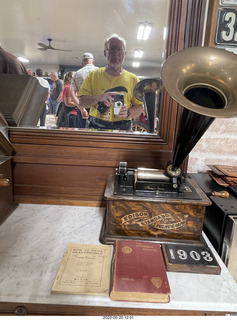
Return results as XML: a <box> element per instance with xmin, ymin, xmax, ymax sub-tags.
<box><xmin>100</xmin><ymin>47</ymin><xmax>237</xmax><ymax>245</ymax></box>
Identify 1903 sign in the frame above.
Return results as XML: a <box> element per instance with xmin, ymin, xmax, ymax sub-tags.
<box><xmin>215</xmin><ymin>7</ymin><xmax>237</xmax><ymax>45</ymax></box>
<box><xmin>162</xmin><ymin>243</ymin><xmax>221</xmax><ymax>274</ymax></box>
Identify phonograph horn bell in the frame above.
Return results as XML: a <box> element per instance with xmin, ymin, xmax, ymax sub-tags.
<box><xmin>133</xmin><ymin>78</ymin><xmax>162</xmax><ymax>133</ymax></box>
<box><xmin>161</xmin><ymin>46</ymin><xmax>237</xmax><ymax>177</ymax></box>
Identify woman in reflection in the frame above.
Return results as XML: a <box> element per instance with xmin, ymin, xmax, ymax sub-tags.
<box><xmin>78</xmin><ymin>34</ymin><xmax>144</xmax><ymax>130</ymax></box>
<box><xmin>57</xmin><ymin>71</ymin><xmax>80</xmax><ymax>128</ymax></box>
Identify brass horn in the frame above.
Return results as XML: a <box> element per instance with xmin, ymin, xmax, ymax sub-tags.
<box><xmin>161</xmin><ymin>46</ymin><xmax>237</xmax><ymax>176</ymax></box>
<box><xmin>134</xmin><ymin>78</ymin><xmax>162</xmax><ymax>133</ymax></box>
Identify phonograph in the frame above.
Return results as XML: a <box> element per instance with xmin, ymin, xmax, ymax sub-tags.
<box><xmin>100</xmin><ymin>47</ymin><xmax>237</xmax><ymax>245</ymax></box>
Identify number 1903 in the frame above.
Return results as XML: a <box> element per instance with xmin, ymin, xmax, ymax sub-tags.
<box><xmin>168</xmin><ymin>248</ymin><xmax>214</xmax><ymax>262</ymax></box>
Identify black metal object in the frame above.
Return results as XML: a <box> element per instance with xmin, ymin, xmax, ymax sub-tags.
<box><xmin>189</xmin><ymin>173</ymin><xmax>237</xmax><ymax>254</ymax></box>
<box><xmin>143</xmin><ymin>91</ymin><xmax>156</xmax><ymax>133</ymax></box>
<box><xmin>114</xmin><ymin>162</ymin><xmax>201</xmax><ymax>200</ymax></box>
<box><xmin>172</xmin><ymin>82</ymin><xmax>227</xmax><ymax>170</ymax></box>
<box><xmin>172</xmin><ymin>108</ymin><xmax>215</xmax><ymax>170</ymax></box>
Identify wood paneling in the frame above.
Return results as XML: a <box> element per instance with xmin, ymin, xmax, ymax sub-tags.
<box><xmin>10</xmin><ymin>129</ymin><xmax>173</xmax><ymax>206</ymax></box>
<box><xmin>0</xmin><ymin>157</ymin><xmax>18</xmax><ymax>223</ymax></box>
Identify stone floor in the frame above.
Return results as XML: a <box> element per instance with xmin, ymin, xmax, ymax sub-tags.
<box><xmin>37</xmin><ymin>114</ymin><xmax>57</xmax><ymax>128</ymax></box>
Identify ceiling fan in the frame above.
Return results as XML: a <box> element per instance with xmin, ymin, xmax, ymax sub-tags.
<box><xmin>37</xmin><ymin>38</ymin><xmax>72</xmax><ymax>52</ymax></box>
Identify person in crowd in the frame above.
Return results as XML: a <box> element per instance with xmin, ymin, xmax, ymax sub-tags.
<box><xmin>35</xmin><ymin>68</ymin><xmax>50</xmax><ymax>126</ymax></box>
<box><xmin>0</xmin><ymin>44</ymin><xmax>27</xmax><ymax>74</ymax></box>
<box><xmin>78</xmin><ymin>33</ymin><xmax>144</xmax><ymax>130</ymax></box>
<box><xmin>48</xmin><ymin>71</ymin><xmax>63</xmax><ymax>115</ymax></box>
<box><xmin>57</xmin><ymin>71</ymin><xmax>79</xmax><ymax>128</ymax></box>
<box><xmin>70</xmin><ymin>52</ymin><xmax>98</xmax><ymax>128</ymax></box>
<box><xmin>27</xmin><ymin>68</ymin><xmax>34</xmax><ymax>76</ymax></box>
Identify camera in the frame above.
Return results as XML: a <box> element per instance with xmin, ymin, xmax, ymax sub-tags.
<box><xmin>97</xmin><ymin>101</ymin><xmax>109</xmax><ymax>114</ymax></box>
<box><xmin>113</xmin><ymin>94</ymin><xmax>124</xmax><ymax>115</ymax></box>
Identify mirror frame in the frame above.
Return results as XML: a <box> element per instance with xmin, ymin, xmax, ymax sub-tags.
<box><xmin>8</xmin><ymin>0</ymin><xmax>210</xmax><ymax>206</ymax></box>
<box><xmin>9</xmin><ymin>0</ymin><xmax>208</xmax><ymax>152</ymax></box>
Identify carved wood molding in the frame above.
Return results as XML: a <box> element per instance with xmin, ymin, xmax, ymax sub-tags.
<box><xmin>204</xmin><ymin>0</ymin><xmax>219</xmax><ymax>47</ymax></box>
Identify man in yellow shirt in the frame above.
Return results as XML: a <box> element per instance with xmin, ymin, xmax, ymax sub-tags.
<box><xmin>78</xmin><ymin>34</ymin><xmax>144</xmax><ymax>130</ymax></box>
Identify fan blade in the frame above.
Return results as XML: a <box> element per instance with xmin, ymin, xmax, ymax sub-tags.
<box><xmin>37</xmin><ymin>39</ymin><xmax>72</xmax><ymax>52</ymax></box>
<box><xmin>37</xmin><ymin>47</ymin><xmax>48</xmax><ymax>51</ymax></box>
<box><xmin>48</xmin><ymin>44</ymin><xmax>71</xmax><ymax>52</ymax></box>
<box><xmin>37</xmin><ymin>42</ymin><xmax>49</xmax><ymax>49</ymax></box>
<box><xmin>53</xmin><ymin>48</ymin><xmax>72</xmax><ymax>52</ymax></box>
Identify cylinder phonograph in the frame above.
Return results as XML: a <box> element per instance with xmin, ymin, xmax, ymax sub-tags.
<box><xmin>100</xmin><ymin>47</ymin><xmax>237</xmax><ymax>245</ymax></box>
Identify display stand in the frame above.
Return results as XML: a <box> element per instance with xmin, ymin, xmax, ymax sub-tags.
<box><xmin>0</xmin><ymin>204</ymin><xmax>237</xmax><ymax>316</ymax></box>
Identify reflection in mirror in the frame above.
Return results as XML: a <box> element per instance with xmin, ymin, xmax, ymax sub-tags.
<box><xmin>133</xmin><ymin>78</ymin><xmax>163</xmax><ymax>133</ymax></box>
<box><xmin>0</xmin><ymin>0</ymin><xmax>170</xmax><ymax>134</ymax></box>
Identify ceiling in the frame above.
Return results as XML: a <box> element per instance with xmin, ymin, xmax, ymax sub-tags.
<box><xmin>0</xmin><ymin>0</ymin><xmax>169</xmax><ymax>78</ymax></box>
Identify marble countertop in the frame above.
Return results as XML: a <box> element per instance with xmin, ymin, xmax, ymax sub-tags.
<box><xmin>0</xmin><ymin>203</ymin><xmax>237</xmax><ymax>314</ymax></box>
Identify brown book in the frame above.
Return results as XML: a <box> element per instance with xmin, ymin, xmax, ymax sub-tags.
<box><xmin>51</xmin><ymin>243</ymin><xmax>112</xmax><ymax>296</ymax></box>
<box><xmin>207</xmin><ymin>170</ymin><xmax>229</xmax><ymax>186</ymax></box>
<box><xmin>214</xmin><ymin>165</ymin><xmax>237</xmax><ymax>178</ymax></box>
<box><xmin>110</xmin><ymin>240</ymin><xmax>170</xmax><ymax>303</ymax></box>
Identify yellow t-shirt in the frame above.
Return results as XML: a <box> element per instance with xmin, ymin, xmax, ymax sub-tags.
<box><xmin>78</xmin><ymin>67</ymin><xmax>142</xmax><ymax>121</ymax></box>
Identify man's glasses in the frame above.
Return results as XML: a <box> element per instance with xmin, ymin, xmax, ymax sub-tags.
<box><xmin>107</xmin><ymin>47</ymin><xmax>125</xmax><ymax>54</ymax></box>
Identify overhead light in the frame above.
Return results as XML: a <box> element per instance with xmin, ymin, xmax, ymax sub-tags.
<box><xmin>18</xmin><ymin>57</ymin><xmax>29</xmax><ymax>63</ymax></box>
<box><xmin>132</xmin><ymin>61</ymin><xmax>140</xmax><ymax>68</ymax></box>
<box><xmin>137</xmin><ymin>22</ymin><xmax>152</xmax><ymax>40</ymax></box>
<box><xmin>134</xmin><ymin>49</ymin><xmax>144</xmax><ymax>58</ymax></box>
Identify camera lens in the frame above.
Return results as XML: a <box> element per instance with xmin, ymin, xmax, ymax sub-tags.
<box><xmin>115</xmin><ymin>101</ymin><xmax>123</xmax><ymax>108</ymax></box>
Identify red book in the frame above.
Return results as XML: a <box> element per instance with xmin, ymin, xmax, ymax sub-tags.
<box><xmin>110</xmin><ymin>240</ymin><xmax>170</xmax><ymax>303</ymax></box>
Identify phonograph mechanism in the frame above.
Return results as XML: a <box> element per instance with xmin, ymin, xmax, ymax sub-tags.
<box><xmin>100</xmin><ymin>47</ymin><xmax>237</xmax><ymax>245</ymax></box>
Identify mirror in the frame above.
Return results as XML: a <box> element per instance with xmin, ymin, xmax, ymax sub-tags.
<box><xmin>0</xmin><ymin>0</ymin><xmax>170</xmax><ymax>134</ymax></box>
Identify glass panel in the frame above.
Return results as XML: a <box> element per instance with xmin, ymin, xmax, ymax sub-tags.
<box><xmin>0</xmin><ymin>0</ymin><xmax>170</xmax><ymax>135</ymax></box>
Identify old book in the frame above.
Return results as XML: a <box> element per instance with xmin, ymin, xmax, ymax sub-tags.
<box><xmin>207</xmin><ymin>170</ymin><xmax>229</xmax><ymax>187</ymax></box>
<box><xmin>162</xmin><ymin>243</ymin><xmax>221</xmax><ymax>274</ymax></box>
<box><xmin>110</xmin><ymin>240</ymin><xmax>170</xmax><ymax>303</ymax></box>
<box><xmin>214</xmin><ymin>165</ymin><xmax>237</xmax><ymax>178</ymax></box>
<box><xmin>51</xmin><ymin>243</ymin><xmax>112</xmax><ymax>296</ymax></box>
<box><xmin>208</xmin><ymin>165</ymin><xmax>237</xmax><ymax>187</ymax></box>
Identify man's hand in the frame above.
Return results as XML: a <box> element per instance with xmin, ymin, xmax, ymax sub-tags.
<box><xmin>118</xmin><ymin>104</ymin><xmax>144</xmax><ymax>119</ymax></box>
<box><xmin>81</xmin><ymin>108</ymin><xmax>89</xmax><ymax>119</ymax></box>
<box><xmin>117</xmin><ymin>104</ymin><xmax>129</xmax><ymax>118</ymax></box>
<box><xmin>100</xmin><ymin>91</ymin><xmax>120</xmax><ymax>106</ymax></box>
<box><xmin>79</xmin><ymin>91</ymin><xmax>120</xmax><ymax>109</ymax></box>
